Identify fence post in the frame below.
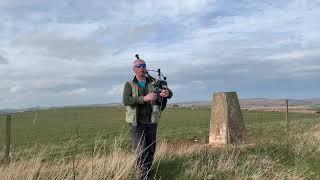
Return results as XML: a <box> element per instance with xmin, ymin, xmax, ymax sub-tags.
<box><xmin>5</xmin><ymin>114</ymin><xmax>11</xmax><ymax>163</ymax></box>
<box><xmin>34</xmin><ymin>110</ymin><xmax>38</xmax><ymax>125</ymax></box>
<box><xmin>285</xmin><ymin>99</ymin><xmax>289</xmax><ymax>133</ymax></box>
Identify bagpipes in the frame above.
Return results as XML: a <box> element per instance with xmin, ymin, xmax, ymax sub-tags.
<box><xmin>135</xmin><ymin>54</ymin><xmax>168</xmax><ymax>112</ymax></box>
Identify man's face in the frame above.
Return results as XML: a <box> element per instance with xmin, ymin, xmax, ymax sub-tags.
<box><xmin>133</xmin><ymin>60</ymin><xmax>147</xmax><ymax>78</ymax></box>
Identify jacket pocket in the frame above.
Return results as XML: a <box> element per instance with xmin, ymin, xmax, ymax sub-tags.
<box><xmin>126</xmin><ymin>106</ymin><xmax>136</xmax><ymax>124</ymax></box>
<box><xmin>150</xmin><ymin>112</ymin><xmax>159</xmax><ymax>123</ymax></box>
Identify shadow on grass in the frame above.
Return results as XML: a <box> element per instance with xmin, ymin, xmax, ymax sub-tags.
<box><xmin>153</xmin><ymin>156</ymin><xmax>188</xmax><ymax>180</ymax></box>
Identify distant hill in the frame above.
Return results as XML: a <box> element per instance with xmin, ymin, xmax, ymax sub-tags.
<box><xmin>1</xmin><ymin>98</ymin><xmax>320</xmax><ymax>113</ymax></box>
<box><xmin>0</xmin><ymin>109</ymin><xmax>19</xmax><ymax>114</ymax></box>
<box><xmin>0</xmin><ymin>107</ymin><xmax>43</xmax><ymax>114</ymax></box>
<box><xmin>288</xmin><ymin>98</ymin><xmax>320</xmax><ymax>106</ymax></box>
<box><xmin>240</xmin><ymin>98</ymin><xmax>320</xmax><ymax>108</ymax></box>
<box><xmin>240</xmin><ymin>98</ymin><xmax>286</xmax><ymax>107</ymax></box>
<box><xmin>170</xmin><ymin>98</ymin><xmax>320</xmax><ymax>108</ymax></box>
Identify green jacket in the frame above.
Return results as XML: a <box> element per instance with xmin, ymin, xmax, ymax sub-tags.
<box><xmin>123</xmin><ymin>76</ymin><xmax>172</xmax><ymax>125</ymax></box>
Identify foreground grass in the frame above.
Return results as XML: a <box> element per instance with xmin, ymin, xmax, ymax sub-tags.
<box><xmin>0</xmin><ymin>137</ymin><xmax>139</xmax><ymax>180</ymax></box>
<box><xmin>1</xmin><ymin>123</ymin><xmax>319</xmax><ymax>179</ymax></box>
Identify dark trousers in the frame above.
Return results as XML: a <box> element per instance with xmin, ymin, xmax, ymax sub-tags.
<box><xmin>130</xmin><ymin>123</ymin><xmax>157</xmax><ymax>179</ymax></box>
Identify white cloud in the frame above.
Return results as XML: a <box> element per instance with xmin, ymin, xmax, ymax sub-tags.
<box><xmin>106</xmin><ymin>84</ymin><xmax>124</xmax><ymax>96</ymax></box>
<box><xmin>11</xmin><ymin>26</ymin><xmax>106</xmax><ymax>61</ymax></box>
<box><xmin>0</xmin><ymin>0</ymin><xmax>46</xmax><ymax>8</ymax></box>
<box><xmin>264</xmin><ymin>49</ymin><xmax>320</xmax><ymax>61</ymax></box>
<box><xmin>9</xmin><ymin>85</ymin><xmax>23</xmax><ymax>93</ymax></box>
<box><xmin>65</xmin><ymin>88</ymin><xmax>88</xmax><ymax>96</ymax></box>
<box><xmin>0</xmin><ymin>54</ymin><xmax>8</xmax><ymax>64</ymax></box>
<box><xmin>108</xmin><ymin>0</ymin><xmax>212</xmax><ymax>24</ymax></box>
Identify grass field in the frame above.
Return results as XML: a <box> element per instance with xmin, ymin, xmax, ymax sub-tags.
<box><xmin>1</xmin><ymin>107</ymin><xmax>320</xmax><ymax>179</ymax></box>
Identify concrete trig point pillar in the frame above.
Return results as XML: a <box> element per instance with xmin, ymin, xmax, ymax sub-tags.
<box><xmin>209</xmin><ymin>92</ymin><xmax>246</xmax><ymax>145</ymax></box>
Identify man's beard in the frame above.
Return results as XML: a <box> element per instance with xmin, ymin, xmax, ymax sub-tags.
<box><xmin>137</xmin><ymin>72</ymin><xmax>146</xmax><ymax>78</ymax></box>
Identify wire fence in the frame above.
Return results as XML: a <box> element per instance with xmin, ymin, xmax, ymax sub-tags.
<box><xmin>1</xmin><ymin>104</ymin><xmax>320</xmax><ymax>163</ymax></box>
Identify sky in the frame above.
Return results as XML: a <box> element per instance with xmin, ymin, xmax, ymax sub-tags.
<box><xmin>0</xmin><ymin>0</ymin><xmax>319</xmax><ymax>109</ymax></box>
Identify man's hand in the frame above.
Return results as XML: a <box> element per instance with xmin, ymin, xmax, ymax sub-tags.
<box><xmin>143</xmin><ymin>93</ymin><xmax>157</xmax><ymax>101</ymax></box>
<box><xmin>160</xmin><ymin>89</ymin><xmax>169</xmax><ymax>98</ymax></box>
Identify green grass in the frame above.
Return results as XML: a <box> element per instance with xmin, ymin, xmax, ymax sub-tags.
<box><xmin>1</xmin><ymin>107</ymin><xmax>317</xmax><ymax>148</ymax></box>
<box><xmin>0</xmin><ymin>107</ymin><xmax>211</xmax><ymax>150</ymax></box>
<box><xmin>0</xmin><ymin>107</ymin><xmax>127</xmax><ymax>150</ymax></box>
